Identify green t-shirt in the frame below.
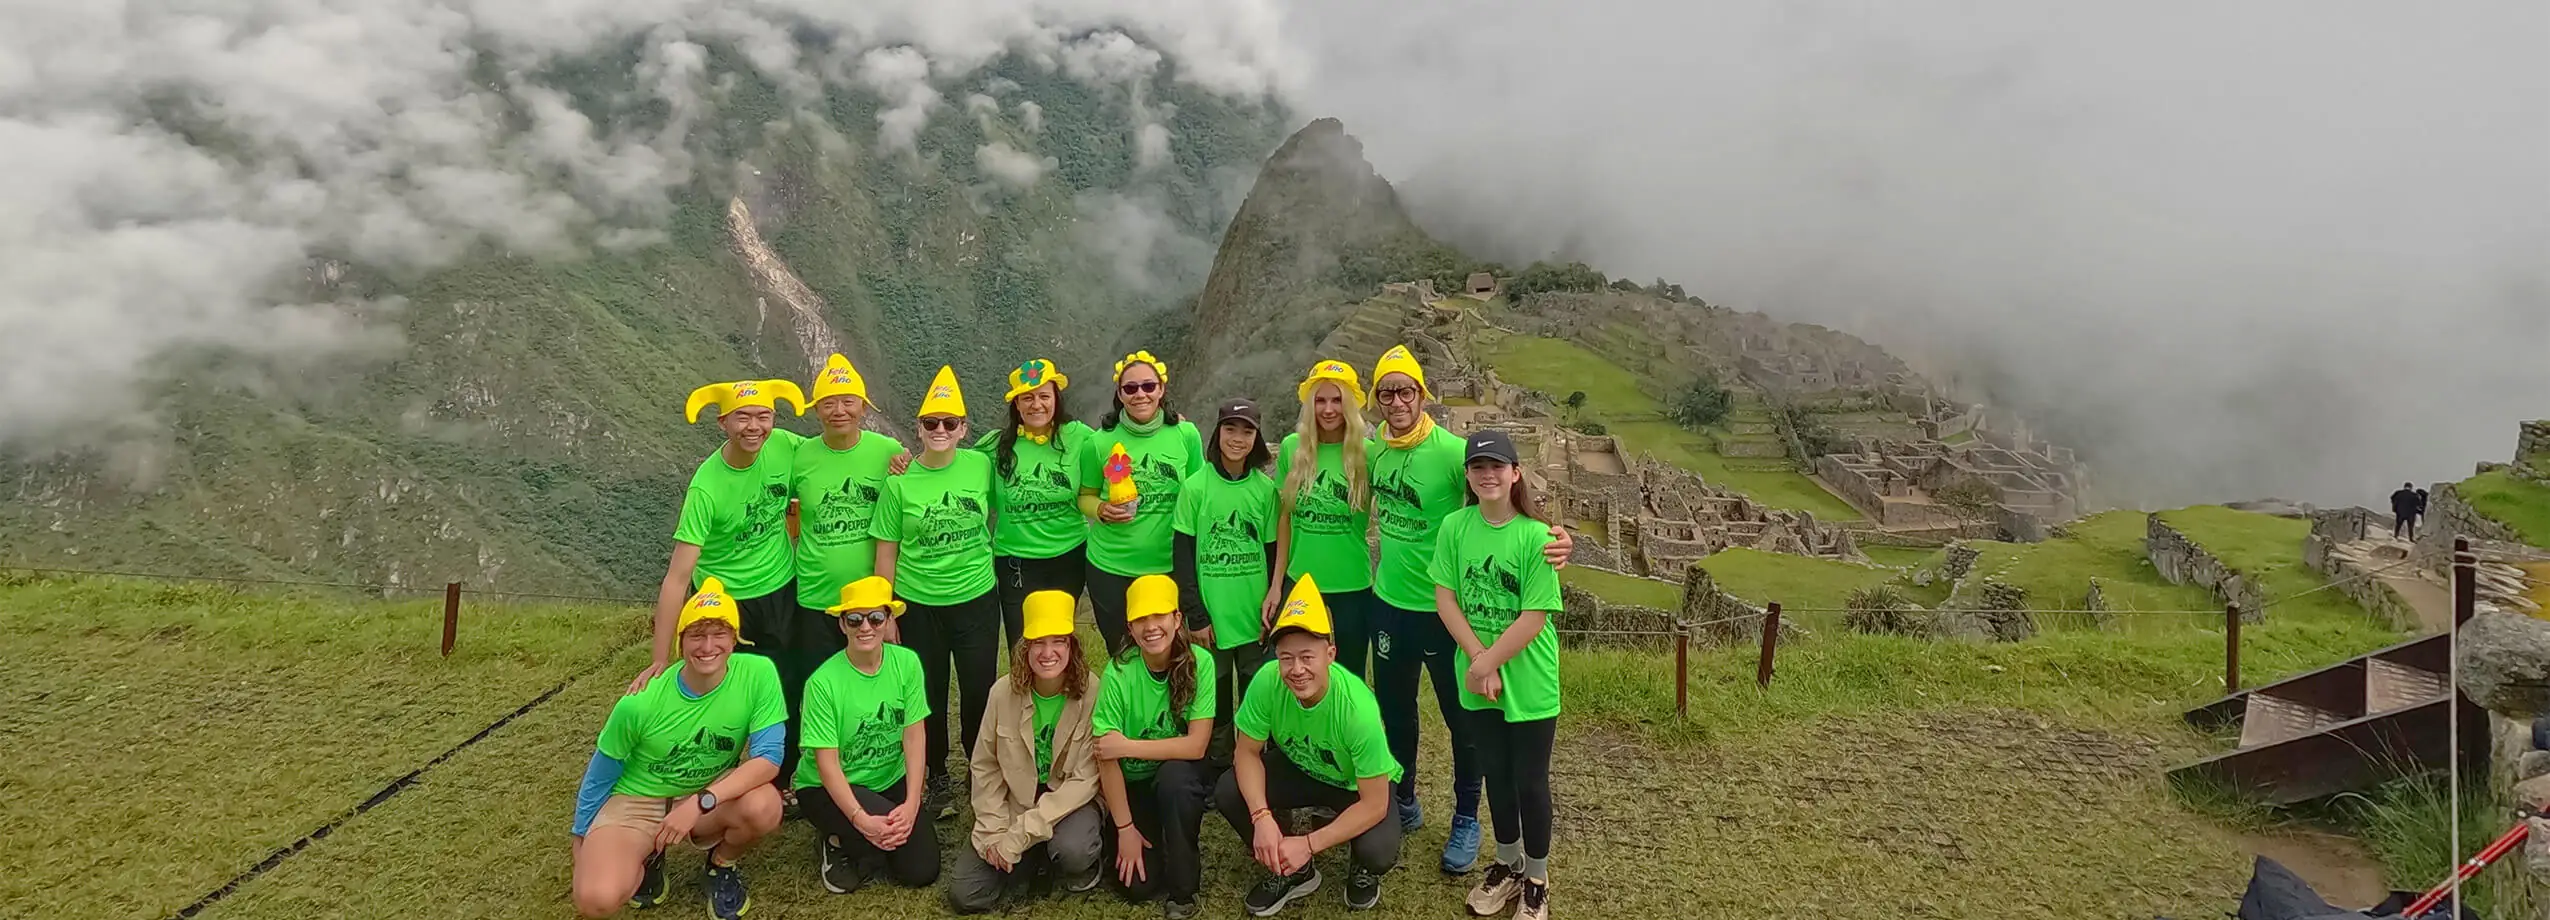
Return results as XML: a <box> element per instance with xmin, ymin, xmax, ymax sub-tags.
<box><xmin>1090</xmin><ymin>646</ymin><xmax>1218</xmax><ymax>782</ymax></box>
<box><xmin>1235</xmin><ymin>661</ymin><xmax>1401</xmax><ymax>790</ymax></box>
<box><xmin>1428</xmin><ymin>508</ymin><xmax>1566</xmax><ymax>722</ymax></box>
<box><xmin>672</xmin><ymin>430</ymin><xmax>804</xmax><ymax>599</ymax></box>
<box><xmin>1081</xmin><ymin>420</ymin><xmax>1207</xmax><ymax>577</ymax></box>
<box><xmin>1370</xmin><ymin>425</ymin><xmax>1470</xmax><ymax>612</ymax></box>
<box><xmin>1033</xmin><ymin>690</ymin><xmax>1064</xmax><ymax>785</ymax></box>
<box><xmin>1275</xmin><ymin>434</ymin><xmax>1374</xmax><ymax>592</ymax></box>
<box><xmin>1173</xmin><ymin>467</ymin><xmax>1279</xmax><ymax>649</ymax></box>
<box><xmin>793</xmin><ymin>644</ymin><xmax>930</xmax><ymax>791</ymax></box>
<box><xmin>792</xmin><ymin>432</ymin><xmax>905</xmax><ymax>607</ymax></box>
<box><xmin>869</xmin><ymin>451</ymin><xmax>997</xmax><ymax>606</ymax></box>
<box><xmin>972</xmin><ymin>421</ymin><xmax>1092</xmax><ymax>560</ymax></box>
<box><xmin>598</xmin><ymin>654</ymin><xmax>787</xmax><ymax>798</ymax></box>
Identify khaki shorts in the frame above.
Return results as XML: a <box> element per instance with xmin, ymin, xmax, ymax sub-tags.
<box><xmin>590</xmin><ymin>795</ymin><xmax>716</xmax><ymax>848</ymax></box>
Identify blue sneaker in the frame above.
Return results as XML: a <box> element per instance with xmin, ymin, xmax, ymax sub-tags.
<box><xmin>705</xmin><ymin>860</ymin><xmax>751</xmax><ymax>919</ymax></box>
<box><xmin>1440</xmin><ymin>814</ymin><xmax>1482</xmax><ymax>875</ymax></box>
<box><xmin>1396</xmin><ymin>795</ymin><xmax>1424</xmax><ymax>833</ymax></box>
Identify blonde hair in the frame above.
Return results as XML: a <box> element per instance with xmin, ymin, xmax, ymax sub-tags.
<box><xmin>1284</xmin><ymin>380</ymin><xmax>1372</xmax><ymax>512</ymax></box>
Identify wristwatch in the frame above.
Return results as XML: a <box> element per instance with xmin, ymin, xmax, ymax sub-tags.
<box><xmin>695</xmin><ymin>791</ymin><xmax>719</xmax><ymax>813</ymax></box>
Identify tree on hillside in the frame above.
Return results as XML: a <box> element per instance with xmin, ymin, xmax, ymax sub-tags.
<box><xmin>1668</xmin><ymin>375</ymin><xmax>1733</xmax><ymax>430</ymax></box>
<box><xmin>1506</xmin><ymin>260</ymin><xmax>1608</xmax><ymax>297</ymax></box>
<box><xmin>1563</xmin><ymin>390</ymin><xmax>1587</xmax><ymax>417</ymax></box>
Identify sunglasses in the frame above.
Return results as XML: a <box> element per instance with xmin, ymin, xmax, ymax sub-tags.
<box><xmin>1119</xmin><ymin>380</ymin><xmax>1161</xmax><ymax>396</ymax></box>
<box><xmin>918</xmin><ymin>416</ymin><xmax>963</xmax><ymax>433</ymax></box>
<box><xmin>1375</xmin><ymin>386</ymin><xmax>1421</xmax><ymax>404</ymax></box>
<box><xmin>838</xmin><ymin>609</ymin><xmax>893</xmax><ymax>628</ymax></box>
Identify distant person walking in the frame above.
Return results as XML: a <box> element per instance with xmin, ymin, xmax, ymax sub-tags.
<box><xmin>573</xmin><ymin>579</ymin><xmax>788</xmax><ymax>920</ymax></box>
<box><xmin>979</xmin><ymin>358</ymin><xmax>1094</xmax><ymax>648</ymax></box>
<box><xmin>2391</xmin><ymin>482</ymin><xmax>2421</xmax><ymax>539</ymax></box>
<box><xmin>785</xmin><ymin>354</ymin><xmax>906</xmax><ymax>787</ymax></box>
<box><xmin>1080</xmin><ymin>351</ymin><xmax>1207</xmax><ymax>653</ymax></box>
<box><xmin>873</xmin><ymin>366</ymin><xmax>1001</xmax><ymax>820</ymax></box>
<box><xmin>796</xmin><ymin>577</ymin><xmax>940</xmax><ymax>896</ymax></box>
<box><xmin>636</xmin><ymin>379</ymin><xmax>810</xmax><ymax>693</ymax></box>
<box><xmin>948</xmin><ymin>590</ymin><xmax>1107</xmax><ymax>912</ymax></box>
<box><xmin>1276</xmin><ymin>360</ymin><xmax>1377</xmax><ymax>678</ymax></box>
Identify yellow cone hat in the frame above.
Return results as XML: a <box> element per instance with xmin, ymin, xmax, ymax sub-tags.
<box><xmin>684</xmin><ymin>379</ymin><xmax>808</xmax><ymax>422</ymax></box>
<box><xmin>676</xmin><ymin>576</ymin><xmax>751</xmax><ymax>642</ymax></box>
<box><xmin>1126</xmin><ymin>574</ymin><xmax>1180</xmax><ymax>622</ymax></box>
<box><xmin>825</xmin><ymin>576</ymin><xmax>906</xmax><ymax>618</ymax></box>
<box><xmin>1268</xmin><ymin>574</ymin><xmax>1333</xmax><ymax>639</ymax></box>
<box><xmin>1369</xmin><ymin>345</ymin><xmax>1432</xmax><ymax>403</ymax></box>
<box><xmin>1005</xmin><ymin>358</ymin><xmax>1068</xmax><ymax>402</ymax></box>
<box><xmin>810</xmin><ymin>354</ymin><xmax>870</xmax><ymax>406</ymax></box>
<box><xmin>917</xmin><ymin>365</ymin><xmax>967</xmax><ymax>418</ymax></box>
<box><xmin>1021</xmin><ymin>590</ymin><xmax>1077</xmax><ymax>641</ymax></box>
<box><xmin>1297</xmin><ymin>359</ymin><xmax>1367</xmax><ymax>409</ymax></box>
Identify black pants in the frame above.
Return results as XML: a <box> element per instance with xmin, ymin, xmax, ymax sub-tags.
<box><xmin>1208</xmin><ymin>642</ymin><xmax>1272</xmax><ymax>767</ymax></box>
<box><xmin>734</xmin><ymin>581</ymin><xmax>825</xmax><ymax>784</ymax></box>
<box><xmin>948</xmin><ymin>802</ymin><xmax>1105</xmax><ymax>912</ymax></box>
<box><xmin>901</xmin><ymin>588</ymin><xmax>1002</xmax><ymax>783</ymax></box>
<box><xmin>1474</xmin><ymin>716</ymin><xmax>1557</xmax><ymax>860</ymax></box>
<box><xmin>996</xmin><ymin>547</ymin><xmax>1088</xmax><ymax>649</ymax></box>
<box><xmin>2394</xmin><ymin>514</ymin><xmax>2413</xmax><ymax>539</ymax></box>
<box><xmin>801</xmin><ymin>781</ymin><xmax>941</xmax><ymax>889</ymax></box>
<box><xmin>1214</xmin><ymin>745</ymin><xmax>1401</xmax><ymax>875</ymax></box>
<box><xmin>1373</xmin><ymin>603</ymin><xmax>1481</xmax><ymax>815</ymax></box>
<box><xmin>1118</xmin><ymin>760</ymin><xmax>1212</xmax><ymax>902</ymax></box>
<box><xmin>1323</xmin><ymin>587</ymin><xmax>1378</xmax><ymax>680</ymax></box>
<box><xmin>1086</xmin><ymin>564</ymin><xmax>1153</xmax><ymax>654</ymax></box>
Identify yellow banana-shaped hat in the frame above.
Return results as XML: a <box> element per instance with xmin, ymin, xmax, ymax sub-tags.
<box><xmin>1369</xmin><ymin>344</ymin><xmax>1432</xmax><ymax>403</ymax></box>
<box><xmin>1297</xmin><ymin>359</ymin><xmax>1367</xmax><ymax>409</ymax></box>
<box><xmin>684</xmin><ymin>379</ymin><xmax>808</xmax><ymax>422</ymax></box>
<box><xmin>1005</xmin><ymin>358</ymin><xmax>1068</xmax><ymax>402</ymax></box>
<box><xmin>1268</xmin><ymin>574</ymin><xmax>1333</xmax><ymax>639</ymax></box>
<box><xmin>1113</xmin><ymin>350</ymin><xmax>1168</xmax><ymax>386</ymax></box>
<box><xmin>809</xmin><ymin>354</ymin><xmax>869</xmax><ymax>405</ymax></box>
<box><xmin>917</xmin><ymin>365</ymin><xmax>967</xmax><ymax>418</ymax></box>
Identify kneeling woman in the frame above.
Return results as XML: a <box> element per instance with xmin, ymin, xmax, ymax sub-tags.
<box><xmin>1093</xmin><ymin>575</ymin><xmax>1218</xmax><ymax>918</ymax></box>
<box><xmin>571</xmin><ymin>578</ymin><xmax>788</xmax><ymax>920</ymax></box>
<box><xmin>797</xmin><ymin>577</ymin><xmax>939</xmax><ymax>895</ymax></box>
<box><xmin>950</xmin><ymin>589</ymin><xmax>1107</xmax><ymax>912</ymax></box>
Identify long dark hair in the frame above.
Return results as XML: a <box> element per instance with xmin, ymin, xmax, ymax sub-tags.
<box><xmin>1120</xmin><ymin>625</ymin><xmax>1200</xmax><ymax>719</ymax></box>
<box><xmin>995</xmin><ymin>396</ymin><xmax>1078</xmax><ymax>481</ymax></box>
<box><xmin>1462</xmin><ymin>463</ymin><xmax>1546</xmax><ymax>523</ymax></box>
<box><xmin>1008</xmin><ymin>634</ymin><xmax>1093</xmax><ymax>700</ymax></box>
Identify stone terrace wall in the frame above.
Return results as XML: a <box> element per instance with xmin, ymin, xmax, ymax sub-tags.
<box><xmin>2518</xmin><ymin>419</ymin><xmax>2550</xmax><ymax>482</ymax></box>
<box><xmin>2416</xmin><ymin>482</ymin><xmax>2529</xmax><ymax>564</ymax></box>
<box><xmin>2146</xmin><ymin>513</ymin><xmax>2266</xmax><ymax>621</ymax></box>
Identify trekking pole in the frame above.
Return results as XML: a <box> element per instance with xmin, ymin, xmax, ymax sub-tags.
<box><xmin>2400</xmin><ymin>817</ymin><xmax>2531</xmax><ymax>917</ymax></box>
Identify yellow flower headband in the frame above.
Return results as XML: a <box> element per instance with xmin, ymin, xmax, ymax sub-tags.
<box><xmin>1113</xmin><ymin>350</ymin><xmax>1168</xmax><ymax>386</ymax></box>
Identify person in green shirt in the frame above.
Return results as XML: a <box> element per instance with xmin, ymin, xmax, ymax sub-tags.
<box><xmin>797</xmin><ymin>576</ymin><xmax>940</xmax><ymax>895</ymax></box>
<box><xmin>1217</xmin><ymin>575</ymin><xmax>1404</xmax><ymax>916</ymax></box>
<box><xmin>635</xmin><ymin>379</ymin><xmax>810</xmax><ymax>695</ymax></box>
<box><xmin>572</xmin><ymin>579</ymin><xmax>788</xmax><ymax>920</ymax></box>
<box><xmin>872</xmin><ymin>365</ymin><xmax>1001</xmax><ymax>821</ymax></box>
<box><xmin>1429</xmin><ymin>430</ymin><xmax>1564</xmax><ymax>920</ymax></box>
<box><xmin>976</xmin><ymin>357</ymin><xmax>1093</xmax><ymax>648</ymax></box>
<box><xmin>1092</xmin><ymin>575</ymin><xmax>1217</xmax><ymax>918</ymax></box>
<box><xmin>1172</xmin><ymin>397</ymin><xmax>1279</xmax><ymax>766</ymax></box>
<box><xmin>785</xmin><ymin>353</ymin><xmax>907</xmax><ymax>789</ymax></box>
<box><xmin>1077</xmin><ymin>350</ymin><xmax>1206</xmax><ymax>653</ymax></box>
<box><xmin>1364</xmin><ymin>344</ymin><xmax>1572</xmax><ymax>870</ymax></box>
<box><xmin>949</xmin><ymin>590</ymin><xmax>1105</xmax><ymax>913</ymax></box>
<box><xmin>1275</xmin><ymin>360</ymin><xmax>1376</xmax><ymax>680</ymax></box>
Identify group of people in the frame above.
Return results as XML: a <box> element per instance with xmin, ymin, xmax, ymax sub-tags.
<box><xmin>2390</xmin><ymin>482</ymin><xmax>2431</xmax><ymax>540</ymax></box>
<box><xmin>567</xmin><ymin>346</ymin><xmax>1575</xmax><ymax>920</ymax></box>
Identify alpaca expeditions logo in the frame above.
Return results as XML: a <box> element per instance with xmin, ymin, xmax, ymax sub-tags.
<box><xmin>1199</xmin><ymin>510</ymin><xmax>1267</xmax><ymax>578</ymax></box>
<box><xmin>1457</xmin><ymin>554</ymin><xmax>1526</xmax><ymax>631</ymax></box>
<box><xmin>656</xmin><ymin>726</ymin><xmax>744</xmax><ymax>789</ymax></box>
<box><xmin>1293</xmin><ymin>470</ymin><xmax>1358</xmax><ymax>535</ymax></box>
<box><xmin>1132</xmin><ymin>454</ymin><xmax>1183</xmax><ymax>518</ymax></box>
<box><xmin>841</xmin><ymin>697</ymin><xmax>910</xmax><ymax>778</ymax></box>
<box><xmin>908</xmin><ymin>490</ymin><xmax>991</xmax><ymax>552</ymax></box>
<box><xmin>1276</xmin><ymin>726</ymin><xmax>1352</xmax><ymax>788</ymax></box>
<box><xmin>736</xmin><ymin>481</ymin><xmax>790</xmax><ymax>545</ymax></box>
<box><xmin>1372</xmin><ymin>466</ymin><xmax>1433</xmax><ymax>542</ymax></box>
<box><xmin>806</xmin><ymin>477</ymin><xmax>884</xmax><ymax>547</ymax></box>
<box><xmin>1001</xmin><ymin>447</ymin><xmax>1078</xmax><ymax>526</ymax></box>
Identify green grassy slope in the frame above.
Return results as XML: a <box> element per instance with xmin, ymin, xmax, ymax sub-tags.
<box><xmin>2460</xmin><ymin>469</ymin><xmax>2550</xmax><ymax>547</ymax></box>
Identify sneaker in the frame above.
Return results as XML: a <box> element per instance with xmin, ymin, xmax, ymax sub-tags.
<box><xmin>925</xmin><ymin>775</ymin><xmax>958</xmax><ymax>821</ymax></box>
<box><xmin>628</xmin><ymin>850</ymin><xmax>668</xmax><ymax>909</ymax></box>
<box><xmin>1344</xmin><ymin>866</ymin><xmax>1382</xmax><ymax>911</ymax></box>
<box><xmin>1465</xmin><ymin>862</ymin><xmax>1522</xmax><ymax>916</ymax></box>
<box><xmin>817</xmin><ymin>834</ymin><xmax>859</xmax><ymax>895</ymax></box>
<box><xmin>1517</xmin><ymin>879</ymin><xmax>1549</xmax><ymax>920</ymax></box>
<box><xmin>1163</xmin><ymin>898</ymin><xmax>1200</xmax><ymax>920</ymax></box>
<box><xmin>1243</xmin><ymin>867</ymin><xmax>1321</xmax><ymax>917</ymax></box>
<box><xmin>1440</xmin><ymin>814</ymin><xmax>1482</xmax><ymax>875</ymax></box>
<box><xmin>704</xmin><ymin>861</ymin><xmax>751</xmax><ymax>920</ymax></box>
<box><xmin>1396</xmin><ymin>795</ymin><xmax>1424</xmax><ymax>833</ymax></box>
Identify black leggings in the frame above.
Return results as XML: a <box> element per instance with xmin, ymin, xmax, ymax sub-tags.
<box><xmin>1373</xmin><ymin>604</ymin><xmax>1480</xmax><ymax>814</ymax></box>
<box><xmin>800</xmin><ymin>781</ymin><xmax>941</xmax><ymax>889</ymax></box>
<box><xmin>900</xmin><ymin>588</ymin><xmax>1002</xmax><ymax>782</ymax></box>
<box><xmin>1322</xmin><ymin>587</ymin><xmax>1377</xmax><ymax>679</ymax></box>
<box><xmin>1474</xmin><ymin>716</ymin><xmax>1556</xmax><ymax>860</ymax></box>
<box><xmin>995</xmin><ymin>547</ymin><xmax>1087</xmax><ymax>649</ymax></box>
<box><xmin>1085</xmin><ymin>564</ymin><xmax>1153</xmax><ymax>654</ymax></box>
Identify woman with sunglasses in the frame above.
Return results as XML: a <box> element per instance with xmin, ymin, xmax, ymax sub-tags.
<box><xmin>1077</xmin><ymin>351</ymin><xmax>1205</xmax><ymax>654</ymax></box>
<box><xmin>872</xmin><ymin>366</ymin><xmax>1000</xmax><ymax>820</ymax></box>
<box><xmin>796</xmin><ymin>577</ymin><xmax>939</xmax><ymax>896</ymax></box>
<box><xmin>976</xmin><ymin>358</ymin><xmax>1093</xmax><ymax>649</ymax></box>
<box><xmin>1275</xmin><ymin>360</ymin><xmax>1377</xmax><ymax>679</ymax></box>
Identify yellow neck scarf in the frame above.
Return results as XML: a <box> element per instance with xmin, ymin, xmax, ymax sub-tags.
<box><xmin>1382</xmin><ymin>412</ymin><xmax>1436</xmax><ymax>451</ymax></box>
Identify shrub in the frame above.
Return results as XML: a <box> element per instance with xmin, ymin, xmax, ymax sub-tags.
<box><xmin>1565</xmin><ymin>420</ymin><xmax>1609</xmax><ymax>436</ymax></box>
<box><xmin>1842</xmin><ymin>585</ymin><xmax>1924</xmax><ymax>636</ymax></box>
<box><xmin>1669</xmin><ymin>375</ymin><xmax>1734</xmax><ymax>429</ymax></box>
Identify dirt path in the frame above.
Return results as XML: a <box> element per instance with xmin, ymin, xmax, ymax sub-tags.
<box><xmin>2236</xmin><ymin>829</ymin><xmax>2393</xmax><ymax>908</ymax></box>
<box><xmin>2379</xmin><ymin>568</ymin><xmax>2457</xmax><ymax>632</ymax></box>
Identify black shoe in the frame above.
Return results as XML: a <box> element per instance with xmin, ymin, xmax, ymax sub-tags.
<box><xmin>704</xmin><ymin>861</ymin><xmax>751</xmax><ymax>920</ymax></box>
<box><xmin>628</xmin><ymin>849</ymin><xmax>667</xmax><ymax>909</ymax></box>
<box><xmin>1163</xmin><ymin>898</ymin><xmax>1200</xmax><ymax>920</ymax></box>
<box><xmin>817</xmin><ymin>834</ymin><xmax>860</xmax><ymax>895</ymax></box>
<box><xmin>925</xmin><ymin>775</ymin><xmax>958</xmax><ymax>821</ymax></box>
<box><xmin>1345</xmin><ymin>866</ymin><xmax>1382</xmax><ymax>910</ymax></box>
<box><xmin>1244</xmin><ymin>867</ymin><xmax>1321</xmax><ymax>917</ymax></box>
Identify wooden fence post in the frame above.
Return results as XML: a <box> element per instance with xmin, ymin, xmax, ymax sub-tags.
<box><xmin>1756</xmin><ymin>602</ymin><xmax>1781</xmax><ymax>689</ymax></box>
<box><xmin>442</xmin><ymin>582</ymin><xmax>461</xmax><ymax>657</ymax></box>
<box><xmin>1675</xmin><ymin>628</ymin><xmax>1690</xmax><ymax>720</ymax></box>
<box><xmin>2224</xmin><ymin>602</ymin><xmax>2241</xmax><ymax>692</ymax></box>
<box><xmin>2453</xmin><ymin>537</ymin><xmax>2476</xmax><ymax>626</ymax></box>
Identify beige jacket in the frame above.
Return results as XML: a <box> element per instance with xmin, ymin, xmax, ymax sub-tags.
<box><xmin>968</xmin><ymin>674</ymin><xmax>1103</xmax><ymax>862</ymax></box>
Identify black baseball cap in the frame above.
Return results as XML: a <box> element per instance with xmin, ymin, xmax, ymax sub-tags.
<box><xmin>1465</xmin><ymin>430</ymin><xmax>1520</xmax><ymax>465</ymax></box>
<box><xmin>1216</xmin><ymin>398</ymin><xmax>1262</xmax><ymax>430</ymax></box>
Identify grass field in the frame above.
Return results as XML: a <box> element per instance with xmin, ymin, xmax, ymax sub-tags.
<box><xmin>1559</xmin><ymin>565</ymin><xmax>1683</xmax><ymax>610</ymax></box>
<box><xmin>1477</xmin><ymin>335</ymin><xmax>1862</xmax><ymax>521</ymax></box>
<box><xmin>1971</xmin><ymin>511</ymin><xmax>2224</xmax><ymax>628</ymax></box>
<box><xmin>1690</xmin><ymin>548</ymin><xmax>1901</xmax><ymax>614</ymax></box>
<box><xmin>1858</xmin><ymin>544</ymin><xmax>1943</xmax><ymax>569</ymax></box>
<box><xmin>2158</xmin><ymin>506</ymin><xmax>2366</xmax><ymax>623</ymax></box>
<box><xmin>2460</xmin><ymin>469</ymin><xmax>2550</xmax><ymax>548</ymax></box>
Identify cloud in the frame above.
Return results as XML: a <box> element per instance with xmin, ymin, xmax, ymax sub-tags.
<box><xmin>1017</xmin><ymin>100</ymin><xmax>1046</xmax><ymax>133</ymax></box>
<box><xmin>1135</xmin><ymin>122</ymin><xmax>1174</xmax><ymax>171</ymax></box>
<box><xmin>1280</xmin><ymin>0</ymin><xmax>2550</xmax><ymax>506</ymax></box>
<box><xmin>975</xmin><ymin>141</ymin><xmax>1055</xmax><ymax>189</ymax></box>
<box><xmin>856</xmin><ymin>45</ymin><xmax>944</xmax><ymax>155</ymax></box>
<box><xmin>1073</xmin><ymin>191</ymin><xmax>1218</xmax><ymax>296</ymax></box>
